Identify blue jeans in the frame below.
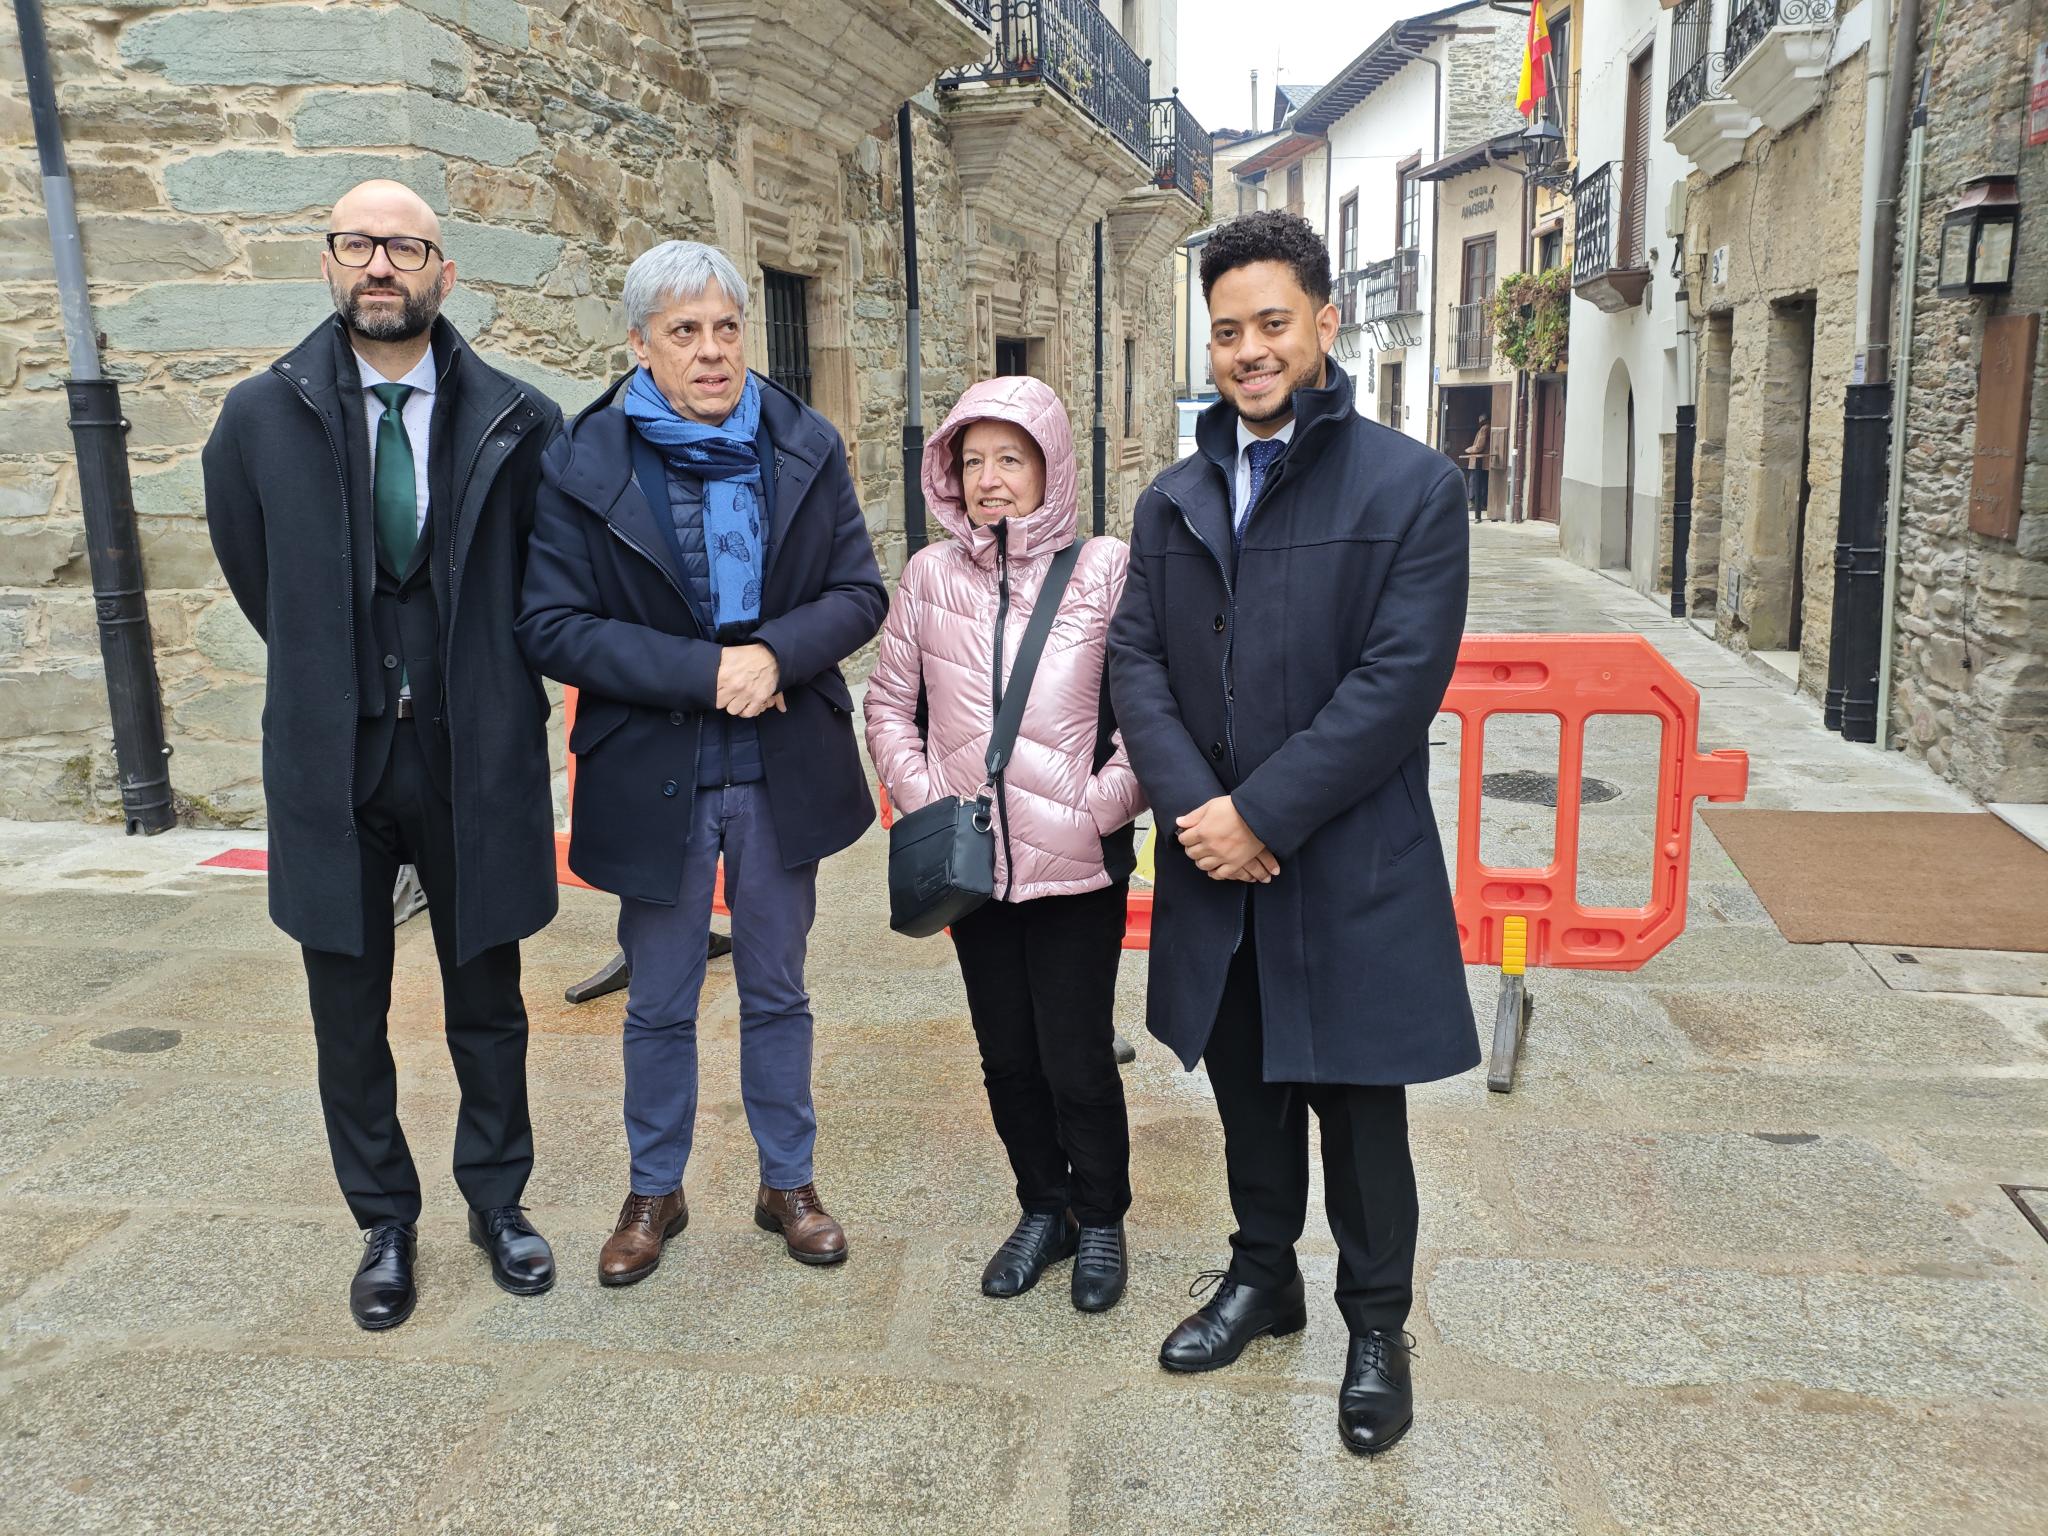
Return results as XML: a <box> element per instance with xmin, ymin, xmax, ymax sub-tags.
<box><xmin>618</xmin><ymin>781</ymin><xmax>820</xmax><ymax>1194</ymax></box>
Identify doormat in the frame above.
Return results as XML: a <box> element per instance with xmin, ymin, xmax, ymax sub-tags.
<box><xmin>1699</xmin><ymin>810</ymin><xmax>2048</xmax><ymax>953</ymax></box>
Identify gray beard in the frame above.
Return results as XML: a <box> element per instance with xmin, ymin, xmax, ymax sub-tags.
<box><xmin>337</xmin><ymin>281</ymin><xmax>440</xmax><ymax>343</ymax></box>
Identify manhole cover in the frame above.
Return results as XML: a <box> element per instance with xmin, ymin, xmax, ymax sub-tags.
<box><xmin>1480</xmin><ymin>770</ymin><xmax>1621</xmax><ymax>806</ymax></box>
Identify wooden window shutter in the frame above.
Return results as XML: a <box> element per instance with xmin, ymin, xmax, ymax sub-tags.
<box><xmin>1620</xmin><ymin>51</ymin><xmax>1653</xmax><ymax>267</ymax></box>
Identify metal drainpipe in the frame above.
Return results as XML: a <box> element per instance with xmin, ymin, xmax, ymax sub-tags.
<box><xmin>1093</xmin><ymin>219</ymin><xmax>1107</xmax><ymax>537</ymax></box>
<box><xmin>897</xmin><ymin>104</ymin><xmax>927</xmax><ymax>556</ymax></box>
<box><xmin>16</xmin><ymin>0</ymin><xmax>175</xmax><ymax>833</ymax></box>
<box><xmin>1876</xmin><ymin>0</ymin><xmax>1948</xmax><ymax>751</ymax></box>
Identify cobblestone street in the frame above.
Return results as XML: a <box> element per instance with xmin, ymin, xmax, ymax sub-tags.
<box><xmin>3</xmin><ymin>523</ymin><xmax>2045</xmax><ymax>1534</ymax></box>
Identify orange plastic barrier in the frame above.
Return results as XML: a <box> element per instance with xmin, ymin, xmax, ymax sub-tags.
<box><xmin>557</xmin><ymin>633</ymin><xmax>1746</xmax><ymax>970</ymax></box>
<box><xmin>1444</xmin><ymin>634</ymin><xmax>1748</xmax><ymax>971</ymax></box>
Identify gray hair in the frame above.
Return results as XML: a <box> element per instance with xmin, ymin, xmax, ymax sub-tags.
<box><xmin>622</xmin><ymin>240</ymin><xmax>749</xmax><ymax>337</ymax></box>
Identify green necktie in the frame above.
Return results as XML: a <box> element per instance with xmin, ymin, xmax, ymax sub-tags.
<box><xmin>370</xmin><ymin>382</ymin><xmax>418</xmax><ymax>575</ymax></box>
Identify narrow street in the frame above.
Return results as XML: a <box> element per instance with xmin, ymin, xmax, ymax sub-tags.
<box><xmin>2</xmin><ymin>522</ymin><xmax>2044</xmax><ymax>1534</ymax></box>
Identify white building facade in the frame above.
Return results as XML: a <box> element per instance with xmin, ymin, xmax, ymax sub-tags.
<box><xmin>1560</xmin><ymin>0</ymin><xmax>1695</xmax><ymax>588</ymax></box>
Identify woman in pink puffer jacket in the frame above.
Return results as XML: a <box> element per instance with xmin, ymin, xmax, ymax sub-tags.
<box><xmin>865</xmin><ymin>375</ymin><xmax>1145</xmax><ymax>1314</ymax></box>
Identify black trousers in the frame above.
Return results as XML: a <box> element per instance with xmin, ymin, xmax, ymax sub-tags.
<box><xmin>1205</xmin><ymin>928</ymin><xmax>1419</xmax><ymax>1334</ymax></box>
<box><xmin>948</xmin><ymin>882</ymin><xmax>1132</xmax><ymax>1227</ymax></box>
<box><xmin>301</xmin><ymin>721</ymin><xmax>532</xmax><ymax>1228</ymax></box>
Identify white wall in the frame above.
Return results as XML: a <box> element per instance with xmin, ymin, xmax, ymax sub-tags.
<box><xmin>1323</xmin><ymin>57</ymin><xmax>1439</xmax><ymax>440</ymax></box>
<box><xmin>1560</xmin><ymin>0</ymin><xmax>1694</xmax><ymax>584</ymax></box>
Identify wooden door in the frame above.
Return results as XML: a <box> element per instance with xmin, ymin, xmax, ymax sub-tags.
<box><xmin>1531</xmin><ymin>378</ymin><xmax>1564</xmax><ymax>524</ymax></box>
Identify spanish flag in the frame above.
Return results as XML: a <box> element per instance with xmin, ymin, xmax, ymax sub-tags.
<box><xmin>1516</xmin><ymin>0</ymin><xmax>1552</xmax><ymax>117</ymax></box>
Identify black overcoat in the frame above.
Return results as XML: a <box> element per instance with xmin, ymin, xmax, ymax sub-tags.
<box><xmin>202</xmin><ymin>316</ymin><xmax>564</xmax><ymax>964</ymax></box>
<box><xmin>1108</xmin><ymin>360</ymin><xmax>1479</xmax><ymax>1086</ymax></box>
<box><xmin>514</xmin><ymin>372</ymin><xmax>886</xmax><ymax>904</ymax></box>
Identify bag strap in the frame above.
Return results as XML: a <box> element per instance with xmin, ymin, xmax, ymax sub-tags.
<box><xmin>985</xmin><ymin>538</ymin><xmax>1082</xmax><ymax>782</ymax></box>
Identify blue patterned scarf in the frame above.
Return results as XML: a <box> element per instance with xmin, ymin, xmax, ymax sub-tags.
<box><xmin>623</xmin><ymin>368</ymin><xmax>765</xmax><ymax>631</ymax></box>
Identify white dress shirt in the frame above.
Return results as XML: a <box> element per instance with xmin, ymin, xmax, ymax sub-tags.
<box><xmin>1231</xmin><ymin>416</ymin><xmax>1296</xmax><ymax>533</ymax></box>
<box><xmin>355</xmin><ymin>347</ymin><xmax>437</xmax><ymax>537</ymax></box>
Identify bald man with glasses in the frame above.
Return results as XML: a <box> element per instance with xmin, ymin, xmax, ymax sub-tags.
<box><xmin>203</xmin><ymin>180</ymin><xmax>565</xmax><ymax>1330</ymax></box>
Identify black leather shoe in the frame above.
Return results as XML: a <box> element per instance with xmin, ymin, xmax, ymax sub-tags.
<box><xmin>1339</xmin><ymin>1329</ymin><xmax>1415</xmax><ymax>1455</ymax></box>
<box><xmin>1071</xmin><ymin>1222</ymin><xmax>1128</xmax><ymax>1313</ymax></box>
<box><xmin>980</xmin><ymin>1211</ymin><xmax>1078</xmax><ymax>1298</ymax></box>
<box><xmin>350</xmin><ymin>1222</ymin><xmax>417</xmax><ymax>1331</ymax></box>
<box><xmin>1158</xmin><ymin>1267</ymin><xmax>1307</xmax><ymax>1372</ymax></box>
<box><xmin>467</xmin><ymin>1205</ymin><xmax>556</xmax><ymax>1296</ymax></box>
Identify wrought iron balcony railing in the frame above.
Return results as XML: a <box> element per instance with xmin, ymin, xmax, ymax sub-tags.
<box><xmin>938</xmin><ymin>0</ymin><xmax>1152</xmax><ymax>167</ymax></box>
<box><xmin>947</xmin><ymin>0</ymin><xmax>994</xmax><ymax>24</ymax></box>
<box><xmin>1451</xmin><ymin>300</ymin><xmax>1492</xmax><ymax>371</ymax></box>
<box><xmin>1723</xmin><ymin>0</ymin><xmax>1832</xmax><ymax>79</ymax></box>
<box><xmin>1363</xmin><ymin>248</ymin><xmax>1422</xmax><ymax>320</ymax></box>
<box><xmin>1149</xmin><ymin>92</ymin><xmax>1212</xmax><ymax>207</ymax></box>
<box><xmin>1572</xmin><ymin>160</ymin><xmax>1616</xmax><ymax>287</ymax></box>
<box><xmin>1666</xmin><ymin>0</ymin><xmax>1720</xmax><ymax>127</ymax></box>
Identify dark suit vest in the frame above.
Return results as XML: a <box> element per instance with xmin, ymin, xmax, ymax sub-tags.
<box><xmin>347</xmin><ymin>377</ymin><xmax>457</xmax><ymax>801</ymax></box>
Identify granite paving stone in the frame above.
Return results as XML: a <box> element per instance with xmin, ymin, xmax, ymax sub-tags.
<box><xmin>1580</xmin><ymin>1399</ymin><xmax>2048</xmax><ymax>1535</ymax></box>
<box><xmin>0</xmin><ymin>1075</ymin><xmax>134</xmax><ymax>1181</ymax></box>
<box><xmin>0</xmin><ymin>1351</ymin><xmax>500</xmax><ymax>1536</ymax></box>
<box><xmin>1658</xmin><ymin>987</ymin><xmax>2036</xmax><ymax>1067</ymax></box>
<box><xmin>1501</xmin><ymin>1129</ymin><xmax>1988</xmax><ymax>1261</ymax></box>
<box><xmin>0</xmin><ymin>1205</ymin><xmax>127</xmax><ymax>1306</ymax></box>
<box><xmin>1428</xmin><ymin>1257</ymin><xmax>2048</xmax><ymax>1399</ymax></box>
<box><xmin>433</xmin><ymin>1366</ymin><xmax>1042</xmax><ymax>1534</ymax></box>
<box><xmin>0</xmin><ymin>945</ymin><xmax>176</xmax><ymax>1017</ymax></box>
<box><xmin>1068</xmin><ymin>1388</ymin><xmax>1579</xmax><ymax>1535</ymax></box>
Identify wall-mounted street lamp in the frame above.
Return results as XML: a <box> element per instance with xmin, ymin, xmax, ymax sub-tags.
<box><xmin>1936</xmin><ymin>174</ymin><xmax>2019</xmax><ymax>298</ymax></box>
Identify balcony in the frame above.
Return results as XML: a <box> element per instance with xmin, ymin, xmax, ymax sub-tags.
<box><xmin>938</xmin><ymin>0</ymin><xmax>1159</xmax><ymax>242</ymax></box>
<box><xmin>690</xmin><ymin>0</ymin><xmax>991</xmax><ymax>156</ymax></box>
<box><xmin>1362</xmin><ymin>249</ymin><xmax>1421</xmax><ymax>319</ymax></box>
<box><xmin>1663</xmin><ymin>0</ymin><xmax>1758</xmax><ymax>179</ymax></box>
<box><xmin>939</xmin><ymin>0</ymin><xmax>1151</xmax><ymax>166</ymax></box>
<box><xmin>1148</xmin><ymin>92</ymin><xmax>1212</xmax><ymax>210</ymax></box>
<box><xmin>1450</xmin><ymin>300</ymin><xmax>1493</xmax><ymax>372</ymax></box>
<box><xmin>1721</xmin><ymin>0</ymin><xmax>1836</xmax><ymax>134</ymax></box>
<box><xmin>1571</xmin><ymin>161</ymin><xmax>1650</xmax><ymax>312</ymax></box>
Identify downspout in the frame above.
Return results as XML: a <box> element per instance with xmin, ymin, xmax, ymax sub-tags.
<box><xmin>15</xmin><ymin>0</ymin><xmax>175</xmax><ymax>833</ymax></box>
<box><xmin>1875</xmin><ymin>0</ymin><xmax>1947</xmax><ymax>749</ymax></box>
<box><xmin>897</xmin><ymin>104</ymin><xmax>927</xmax><ymax>556</ymax></box>
<box><xmin>1093</xmin><ymin>219</ymin><xmax>1107</xmax><ymax>536</ymax></box>
<box><xmin>1408</xmin><ymin>44</ymin><xmax>1444</xmax><ymax>442</ymax></box>
<box><xmin>1827</xmin><ymin>0</ymin><xmax>1907</xmax><ymax>733</ymax></box>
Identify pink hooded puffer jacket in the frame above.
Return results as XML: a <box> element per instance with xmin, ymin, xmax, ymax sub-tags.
<box><xmin>864</xmin><ymin>376</ymin><xmax>1146</xmax><ymax>902</ymax></box>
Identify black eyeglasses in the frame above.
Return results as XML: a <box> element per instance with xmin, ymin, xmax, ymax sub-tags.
<box><xmin>326</xmin><ymin>232</ymin><xmax>443</xmax><ymax>272</ymax></box>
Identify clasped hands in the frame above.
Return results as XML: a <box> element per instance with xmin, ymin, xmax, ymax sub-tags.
<box><xmin>715</xmin><ymin>642</ymin><xmax>785</xmax><ymax>719</ymax></box>
<box><xmin>1176</xmin><ymin>795</ymin><xmax>1280</xmax><ymax>883</ymax></box>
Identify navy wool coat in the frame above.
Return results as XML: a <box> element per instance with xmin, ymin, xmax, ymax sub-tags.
<box><xmin>1107</xmin><ymin>360</ymin><xmax>1479</xmax><ymax>1086</ymax></box>
<box><xmin>202</xmin><ymin>317</ymin><xmax>563</xmax><ymax>964</ymax></box>
<box><xmin>515</xmin><ymin>372</ymin><xmax>887</xmax><ymax>903</ymax></box>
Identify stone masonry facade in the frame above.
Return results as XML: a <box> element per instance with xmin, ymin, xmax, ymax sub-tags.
<box><xmin>0</xmin><ymin>0</ymin><xmax>1195</xmax><ymax>825</ymax></box>
<box><xmin>1888</xmin><ymin>0</ymin><xmax>2048</xmax><ymax>801</ymax></box>
<box><xmin>1680</xmin><ymin>10</ymin><xmax>1867</xmax><ymax>700</ymax></box>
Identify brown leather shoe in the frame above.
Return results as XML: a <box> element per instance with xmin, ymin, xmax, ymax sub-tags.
<box><xmin>598</xmin><ymin>1189</ymin><xmax>688</xmax><ymax>1287</ymax></box>
<box><xmin>753</xmin><ymin>1182</ymin><xmax>847</xmax><ymax>1266</ymax></box>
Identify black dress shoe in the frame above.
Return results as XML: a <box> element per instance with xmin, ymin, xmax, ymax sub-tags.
<box><xmin>1071</xmin><ymin>1222</ymin><xmax>1128</xmax><ymax>1313</ymax></box>
<box><xmin>468</xmin><ymin>1205</ymin><xmax>556</xmax><ymax>1296</ymax></box>
<box><xmin>980</xmin><ymin>1211</ymin><xmax>1077</xmax><ymax>1298</ymax></box>
<box><xmin>1339</xmin><ymin>1329</ymin><xmax>1415</xmax><ymax>1455</ymax></box>
<box><xmin>350</xmin><ymin>1222</ymin><xmax>417</xmax><ymax>1331</ymax></box>
<box><xmin>1158</xmin><ymin>1267</ymin><xmax>1307</xmax><ymax>1372</ymax></box>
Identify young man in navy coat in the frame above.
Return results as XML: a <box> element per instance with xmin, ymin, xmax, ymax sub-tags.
<box><xmin>1109</xmin><ymin>211</ymin><xmax>1478</xmax><ymax>1454</ymax></box>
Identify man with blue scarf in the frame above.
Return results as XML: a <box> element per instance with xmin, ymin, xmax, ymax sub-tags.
<box><xmin>519</xmin><ymin>241</ymin><xmax>887</xmax><ymax>1286</ymax></box>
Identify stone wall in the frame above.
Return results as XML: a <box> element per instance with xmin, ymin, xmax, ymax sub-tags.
<box><xmin>1681</xmin><ymin>38</ymin><xmax>1868</xmax><ymax>696</ymax></box>
<box><xmin>0</xmin><ymin>1</ymin><xmax>1188</xmax><ymax>825</ymax></box>
<box><xmin>1887</xmin><ymin>0</ymin><xmax>2048</xmax><ymax>801</ymax></box>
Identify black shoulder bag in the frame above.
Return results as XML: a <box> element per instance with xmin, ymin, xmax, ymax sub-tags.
<box><xmin>887</xmin><ymin>540</ymin><xmax>1082</xmax><ymax>938</ymax></box>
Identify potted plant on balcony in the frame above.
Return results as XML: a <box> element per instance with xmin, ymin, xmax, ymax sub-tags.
<box><xmin>1486</xmin><ymin>268</ymin><xmax>1570</xmax><ymax>373</ymax></box>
